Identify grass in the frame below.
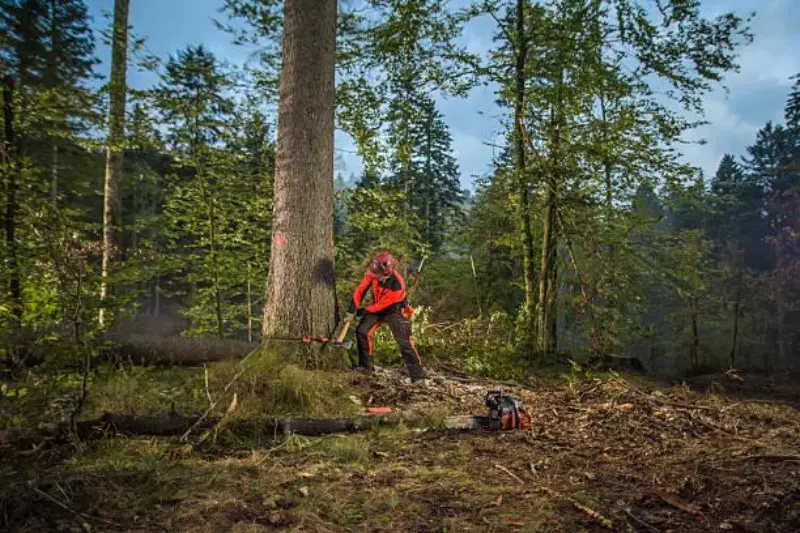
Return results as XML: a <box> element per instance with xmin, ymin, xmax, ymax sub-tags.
<box><xmin>5</xmin><ymin>360</ymin><xmax>800</xmax><ymax>532</ymax></box>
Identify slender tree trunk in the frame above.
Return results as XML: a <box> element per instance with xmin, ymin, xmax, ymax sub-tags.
<box><xmin>3</xmin><ymin>76</ymin><xmax>22</xmax><ymax>324</ymax></box>
<box><xmin>48</xmin><ymin>0</ymin><xmax>59</xmax><ymax>209</ymax></box>
<box><xmin>50</xmin><ymin>145</ymin><xmax>58</xmax><ymax>207</ymax></box>
<box><xmin>537</xmin><ymin>75</ymin><xmax>563</xmax><ymax>355</ymax></box>
<box><xmin>513</xmin><ymin>0</ymin><xmax>536</xmax><ymax>344</ymax></box>
<box><xmin>729</xmin><ymin>253</ymin><xmax>743</xmax><ymax>368</ymax></box>
<box><xmin>537</xmin><ymin>180</ymin><xmax>557</xmax><ymax>353</ymax></box>
<box><xmin>690</xmin><ymin>296</ymin><xmax>699</xmax><ymax>370</ymax></box>
<box><xmin>209</xmin><ymin>198</ymin><xmax>223</xmax><ymax>340</ymax></box>
<box><xmin>246</xmin><ymin>265</ymin><xmax>253</xmax><ymax>343</ymax></box>
<box><xmin>775</xmin><ymin>237</ymin><xmax>786</xmax><ymax>363</ymax></box>
<box><xmin>262</xmin><ymin>0</ymin><xmax>338</xmax><ymax>359</ymax></box>
<box><xmin>99</xmin><ymin>0</ymin><xmax>130</xmax><ymax>328</ymax></box>
<box><xmin>424</xmin><ymin>104</ymin><xmax>432</xmax><ymax>247</ymax></box>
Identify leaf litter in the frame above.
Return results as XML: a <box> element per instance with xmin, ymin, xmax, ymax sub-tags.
<box><xmin>2</xmin><ymin>366</ymin><xmax>798</xmax><ymax>532</ymax></box>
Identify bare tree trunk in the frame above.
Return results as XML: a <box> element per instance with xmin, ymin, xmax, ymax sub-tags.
<box><xmin>537</xmin><ymin>181</ymin><xmax>557</xmax><ymax>353</ymax></box>
<box><xmin>50</xmin><ymin>145</ymin><xmax>58</xmax><ymax>207</ymax></box>
<box><xmin>99</xmin><ymin>0</ymin><xmax>130</xmax><ymax>328</ymax></box>
<box><xmin>246</xmin><ymin>266</ymin><xmax>253</xmax><ymax>343</ymax></box>
<box><xmin>262</xmin><ymin>0</ymin><xmax>338</xmax><ymax>361</ymax></box>
<box><xmin>209</xmin><ymin>197</ymin><xmax>223</xmax><ymax>340</ymax></box>
<box><xmin>537</xmin><ymin>77</ymin><xmax>563</xmax><ymax>356</ymax></box>
<box><xmin>3</xmin><ymin>76</ymin><xmax>22</xmax><ymax>324</ymax></box>
<box><xmin>513</xmin><ymin>0</ymin><xmax>536</xmax><ymax>345</ymax></box>
<box><xmin>729</xmin><ymin>252</ymin><xmax>743</xmax><ymax>368</ymax></box>
<box><xmin>775</xmin><ymin>238</ymin><xmax>786</xmax><ymax>363</ymax></box>
<box><xmin>690</xmin><ymin>296</ymin><xmax>699</xmax><ymax>370</ymax></box>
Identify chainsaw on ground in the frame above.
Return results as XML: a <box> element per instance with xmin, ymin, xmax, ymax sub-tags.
<box><xmin>444</xmin><ymin>391</ymin><xmax>532</xmax><ymax>431</ymax></box>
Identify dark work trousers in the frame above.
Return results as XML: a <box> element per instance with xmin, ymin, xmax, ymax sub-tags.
<box><xmin>355</xmin><ymin>309</ymin><xmax>425</xmax><ymax>380</ymax></box>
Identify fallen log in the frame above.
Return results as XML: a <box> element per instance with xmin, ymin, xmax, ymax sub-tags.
<box><xmin>7</xmin><ymin>412</ymin><xmax>508</xmax><ymax>453</ymax></box>
<box><xmin>9</xmin><ymin>412</ymin><xmax>403</xmax><ymax>450</ymax></box>
<box><xmin>104</xmin><ymin>334</ymin><xmax>256</xmax><ymax>366</ymax></box>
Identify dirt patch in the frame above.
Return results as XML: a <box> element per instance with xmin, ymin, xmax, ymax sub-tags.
<box><xmin>2</xmin><ymin>368</ymin><xmax>798</xmax><ymax>532</ymax></box>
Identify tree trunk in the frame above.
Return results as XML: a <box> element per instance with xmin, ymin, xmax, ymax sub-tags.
<box><xmin>262</xmin><ymin>0</ymin><xmax>338</xmax><ymax>360</ymax></box>
<box><xmin>513</xmin><ymin>0</ymin><xmax>536</xmax><ymax>345</ymax></box>
<box><xmin>246</xmin><ymin>266</ymin><xmax>253</xmax><ymax>343</ymax></box>
<box><xmin>537</xmin><ymin>181</ymin><xmax>557</xmax><ymax>353</ymax></box>
<box><xmin>690</xmin><ymin>296</ymin><xmax>699</xmax><ymax>370</ymax></box>
<box><xmin>209</xmin><ymin>197</ymin><xmax>224</xmax><ymax>340</ymax></box>
<box><xmin>775</xmin><ymin>237</ymin><xmax>786</xmax><ymax>363</ymax></box>
<box><xmin>50</xmin><ymin>144</ymin><xmax>58</xmax><ymax>207</ymax></box>
<box><xmin>729</xmin><ymin>252</ymin><xmax>743</xmax><ymax>368</ymax></box>
<box><xmin>99</xmin><ymin>0</ymin><xmax>130</xmax><ymax>328</ymax></box>
<box><xmin>537</xmin><ymin>75</ymin><xmax>563</xmax><ymax>356</ymax></box>
<box><xmin>48</xmin><ymin>0</ymin><xmax>59</xmax><ymax>208</ymax></box>
<box><xmin>2</xmin><ymin>76</ymin><xmax>22</xmax><ymax>324</ymax></box>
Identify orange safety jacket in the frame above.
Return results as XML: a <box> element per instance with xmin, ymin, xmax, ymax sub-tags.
<box><xmin>351</xmin><ymin>270</ymin><xmax>408</xmax><ymax>315</ymax></box>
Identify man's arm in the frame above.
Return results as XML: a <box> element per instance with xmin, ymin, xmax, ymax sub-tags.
<box><xmin>349</xmin><ymin>273</ymin><xmax>373</xmax><ymax>313</ymax></box>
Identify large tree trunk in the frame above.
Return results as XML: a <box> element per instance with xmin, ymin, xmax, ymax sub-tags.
<box><xmin>262</xmin><ymin>0</ymin><xmax>338</xmax><ymax>359</ymax></box>
<box><xmin>513</xmin><ymin>0</ymin><xmax>536</xmax><ymax>347</ymax></box>
<box><xmin>99</xmin><ymin>0</ymin><xmax>130</xmax><ymax>328</ymax></box>
<box><xmin>2</xmin><ymin>76</ymin><xmax>22</xmax><ymax>324</ymax></box>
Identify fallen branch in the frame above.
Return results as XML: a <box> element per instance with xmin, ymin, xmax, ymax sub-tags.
<box><xmin>535</xmin><ymin>485</ymin><xmax>613</xmax><ymax>529</ymax></box>
<box><xmin>652</xmin><ymin>491</ymin><xmax>709</xmax><ymax>525</ymax></box>
<box><xmin>29</xmin><ymin>483</ymin><xmax>92</xmax><ymax>532</ymax></box>
<box><xmin>495</xmin><ymin>464</ymin><xmax>525</xmax><ymax>485</ymax></box>
<box><xmin>619</xmin><ymin>506</ymin><xmax>660</xmax><ymax>533</ymax></box>
<box><xmin>730</xmin><ymin>454</ymin><xmax>800</xmax><ymax>463</ymax></box>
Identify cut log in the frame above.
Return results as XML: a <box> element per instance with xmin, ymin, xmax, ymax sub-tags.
<box><xmin>104</xmin><ymin>334</ymin><xmax>256</xmax><ymax>366</ymax></box>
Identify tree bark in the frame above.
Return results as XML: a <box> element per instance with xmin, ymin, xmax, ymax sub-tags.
<box><xmin>262</xmin><ymin>0</ymin><xmax>338</xmax><ymax>359</ymax></box>
<box><xmin>2</xmin><ymin>76</ymin><xmax>22</xmax><ymax>324</ymax></box>
<box><xmin>513</xmin><ymin>0</ymin><xmax>536</xmax><ymax>346</ymax></box>
<box><xmin>729</xmin><ymin>248</ymin><xmax>743</xmax><ymax>368</ymax></box>
<box><xmin>690</xmin><ymin>296</ymin><xmax>699</xmax><ymax>370</ymax></box>
<box><xmin>537</xmin><ymin>180</ymin><xmax>557</xmax><ymax>353</ymax></box>
<box><xmin>99</xmin><ymin>0</ymin><xmax>130</xmax><ymax>328</ymax></box>
<box><xmin>537</xmin><ymin>73</ymin><xmax>563</xmax><ymax>356</ymax></box>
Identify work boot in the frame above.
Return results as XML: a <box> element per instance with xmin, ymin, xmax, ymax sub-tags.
<box><xmin>409</xmin><ymin>367</ymin><xmax>426</xmax><ymax>383</ymax></box>
<box><xmin>352</xmin><ymin>365</ymin><xmax>373</xmax><ymax>374</ymax></box>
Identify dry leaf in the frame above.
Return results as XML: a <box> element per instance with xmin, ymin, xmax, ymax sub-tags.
<box><xmin>298</xmin><ymin>486</ymin><xmax>309</xmax><ymax>497</ymax></box>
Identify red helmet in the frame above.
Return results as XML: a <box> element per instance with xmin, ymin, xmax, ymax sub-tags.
<box><xmin>368</xmin><ymin>251</ymin><xmax>397</xmax><ymax>278</ymax></box>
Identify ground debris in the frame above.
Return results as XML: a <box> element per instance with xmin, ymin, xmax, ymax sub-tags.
<box><xmin>4</xmin><ymin>367</ymin><xmax>799</xmax><ymax>532</ymax></box>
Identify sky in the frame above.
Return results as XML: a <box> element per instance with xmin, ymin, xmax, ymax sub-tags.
<box><xmin>86</xmin><ymin>0</ymin><xmax>800</xmax><ymax>191</ymax></box>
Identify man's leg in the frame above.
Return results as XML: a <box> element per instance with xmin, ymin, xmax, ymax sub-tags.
<box><xmin>385</xmin><ymin>311</ymin><xmax>425</xmax><ymax>381</ymax></box>
<box><xmin>355</xmin><ymin>313</ymin><xmax>383</xmax><ymax>369</ymax></box>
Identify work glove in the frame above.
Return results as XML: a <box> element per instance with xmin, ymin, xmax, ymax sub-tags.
<box><xmin>356</xmin><ymin>308</ymin><xmax>367</xmax><ymax>318</ymax></box>
<box><xmin>347</xmin><ymin>299</ymin><xmax>357</xmax><ymax>315</ymax></box>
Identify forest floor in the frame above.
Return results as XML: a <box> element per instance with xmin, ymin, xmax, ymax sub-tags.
<box><xmin>1</xmin><ymin>357</ymin><xmax>799</xmax><ymax>533</ymax></box>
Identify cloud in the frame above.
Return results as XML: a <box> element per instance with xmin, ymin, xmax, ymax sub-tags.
<box><xmin>679</xmin><ymin>0</ymin><xmax>800</xmax><ymax>178</ymax></box>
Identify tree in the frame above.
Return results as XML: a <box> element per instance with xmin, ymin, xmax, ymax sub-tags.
<box><xmin>0</xmin><ymin>0</ymin><xmax>97</xmax><ymax>205</ymax></box>
<box><xmin>261</xmin><ymin>0</ymin><xmax>338</xmax><ymax>360</ymax></box>
<box><xmin>474</xmin><ymin>0</ymin><xmax>751</xmax><ymax>358</ymax></box>
<box><xmin>99</xmin><ymin>0</ymin><xmax>130</xmax><ymax>328</ymax></box>
<box><xmin>2</xmin><ymin>76</ymin><xmax>22</xmax><ymax>325</ymax></box>
<box><xmin>152</xmin><ymin>46</ymin><xmax>235</xmax><ymax>338</ymax></box>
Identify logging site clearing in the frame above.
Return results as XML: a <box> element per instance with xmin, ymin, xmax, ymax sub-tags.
<box><xmin>2</xmin><ymin>357</ymin><xmax>798</xmax><ymax>533</ymax></box>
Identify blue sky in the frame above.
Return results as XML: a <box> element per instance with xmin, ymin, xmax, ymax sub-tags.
<box><xmin>86</xmin><ymin>0</ymin><xmax>800</xmax><ymax>190</ymax></box>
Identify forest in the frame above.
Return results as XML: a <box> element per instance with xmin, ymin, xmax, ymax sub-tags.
<box><xmin>1</xmin><ymin>0</ymin><xmax>799</xmax><ymax>532</ymax></box>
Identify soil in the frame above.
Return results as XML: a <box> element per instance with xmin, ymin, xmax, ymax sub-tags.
<box><xmin>2</xmin><ymin>365</ymin><xmax>798</xmax><ymax>532</ymax></box>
